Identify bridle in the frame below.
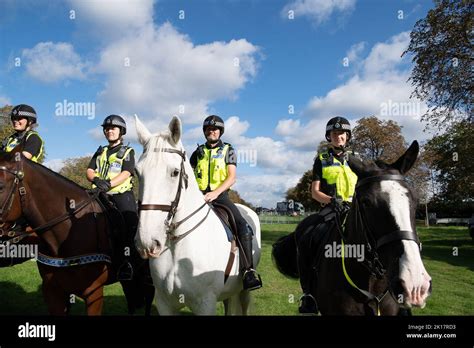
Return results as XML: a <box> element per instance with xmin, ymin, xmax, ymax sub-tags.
<box><xmin>0</xmin><ymin>156</ymin><xmax>101</xmax><ymax>245</ymax></box>
<box><xmin>139</xmin><ymin>147</ymin><xmax>210</xmax><ymax>243</ymax></box>
<box><xmin>336</xmin><ymin>173</ymin><xmax>420</xmax><ymax>314</ymax></box>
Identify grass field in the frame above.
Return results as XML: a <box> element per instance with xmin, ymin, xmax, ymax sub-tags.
<box><xmin>0</xmin><ymin>225</ymin><xmax>472</xmax><ymax>315</ymax></box>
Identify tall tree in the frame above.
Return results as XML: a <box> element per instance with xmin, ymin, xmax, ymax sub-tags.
<box><xmin>424</xmin><ymin>120</ymin><xmax>474</xmax><ymax>202</ymax></box>
<box><xmin>286</xmin><ymin>169</ymin><xmax>319</xmax><ymax>212</ymax></box>
<box><xmin>403</xmin><ymin>0</ymin><xmax>473</xmax><ymax>129</ymax></box>
<box><xmin>351</xmin><ymin>116</ymin><xmax>407</xmax><ymax>161</ymax></box>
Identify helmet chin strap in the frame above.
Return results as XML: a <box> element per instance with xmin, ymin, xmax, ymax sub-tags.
<box><xmin>207</xmin><ymin>137</ymin><xmax>220</xmax><ymax>145</ymax></box>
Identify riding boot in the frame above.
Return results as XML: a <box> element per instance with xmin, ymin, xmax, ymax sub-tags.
<box><xmin>240</xmin><ymin>233</ymin><xmax>262</xmax><ymax>291</ymax></box>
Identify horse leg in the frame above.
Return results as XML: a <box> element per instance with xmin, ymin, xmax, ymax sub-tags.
<box><xmin>189</xmin><ymin>295</ymin><xmax>217</xmax><ymax>315</ymax></box>
<box><xmin>42</xmin><ymin>281</ymin><xmax>69</xmax><ymax>315</ymax></box>
<box><xmin>84</xmin><ymin>285</ymin><xmax>104</xmax><ymax>316</ymax></box>
<box><xmin>144</xmin><ymin>284</ymin><xmax>155</xmax><ymax>316</ymax></box>
<box><xmin>224</xmin><ymin>290</ymin><xmax>250</xmax><ymax>315</ymax></box>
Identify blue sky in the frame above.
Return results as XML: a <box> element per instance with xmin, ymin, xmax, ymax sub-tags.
<box><xmin>0</xmin><ymin>0</ymin><xmax>435</xmax><ymax>207</ymax></box>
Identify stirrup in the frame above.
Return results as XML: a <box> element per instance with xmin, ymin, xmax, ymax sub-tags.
<box><xmin>117</xmin><ymin>262</ymin><xmax>133</xmax><ymax>281</ymax></box>
<box><xmin>243</xmin><ymin>268</ymin><xmax>263</xmax><ymax>291</ymax></box>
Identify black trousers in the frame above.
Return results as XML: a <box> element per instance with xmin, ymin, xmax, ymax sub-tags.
<box><xmin>212</xmin><ymin>191</ymin><xmax>251</xmax><ymax>239</ymax></box>
<box><xmin>108</xmin><ymin>190</ymin><xmax>138</xmax><ymax>252</ymax></box>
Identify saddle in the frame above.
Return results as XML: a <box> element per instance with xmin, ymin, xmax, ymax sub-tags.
<box><xmin>210</xmin><ymin>202</ymin><xmax>238</xmax><ymax>242</ymax></box>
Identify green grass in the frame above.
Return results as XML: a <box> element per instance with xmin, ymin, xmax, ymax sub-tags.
<box><xmin>0</xmin><ymin>225</ymin><xmax>472</xmax><ymax>315</ymax></box>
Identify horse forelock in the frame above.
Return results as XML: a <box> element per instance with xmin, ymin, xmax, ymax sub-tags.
<box><xmin>140</xmin><ymin>131</ymin><xmax>177</xmax><ymax>168</ymax></box>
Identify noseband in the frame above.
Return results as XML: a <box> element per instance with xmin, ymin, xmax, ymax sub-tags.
<box><xmin>139</xmin><ymin>148</ymin><xmax>210</xmax><ymax>243</ymax></box>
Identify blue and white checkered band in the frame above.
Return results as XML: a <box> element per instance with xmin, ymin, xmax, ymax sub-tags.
<box><xmin>18</xmin><ymin>111</ymin><xmax>36</xmax><ymax>118</ymax></box>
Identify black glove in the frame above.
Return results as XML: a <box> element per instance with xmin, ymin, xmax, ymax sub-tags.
<box><xmin>93</xmin><ymin>177</ymin><xmax>111</xmax><ymax>192</ymax></box>
<box><xmin>330</xmin><ymin>197</ymin><xmax>344</xmax><ymax>212</ymax></box>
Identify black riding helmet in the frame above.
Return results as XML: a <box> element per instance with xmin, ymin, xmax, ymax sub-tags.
<box><xmin>10</xmin><ymin>104</ymin><xmax>37</xmax><ymax>124</ymax></box>
<box><xmin>101</xmin><ymin>115</ymin><xmax>127</xmax><ymax>135</ymax></box>
<box><xmin>203</xmin><ymin>115</ymin><xmax>225</xmax><ymax>136</ymax></box>
<box><xmin>325</xmin><ymin>116</ymin><xmax>351</xmax><ymax>142</ymax></box>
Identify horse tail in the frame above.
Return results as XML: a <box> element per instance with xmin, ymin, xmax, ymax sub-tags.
<box><xmin>271</xmin><ymin>232</ymin><xmax>299</xmax><ymax>279</ymax></box>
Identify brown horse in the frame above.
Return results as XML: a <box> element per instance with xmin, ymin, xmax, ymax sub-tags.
<box><xmin>0</xmin><ymin>148</ymin><xmax>154</xmax><ymax>315</ymax></box>
<box><xmin>273</xmin><ymin>141</ymin><xmax>432</xmax><ymax>315</ymax></box>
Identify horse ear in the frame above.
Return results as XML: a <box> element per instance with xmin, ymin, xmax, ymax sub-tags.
<box><xmin>169</xmin><ymin>115</ymin><xmax>182</xmax><ymax>145</ymax></box>
<box><xmin>348</xmin><ymin>155</ymin><xmax>366</xmax><ymax>177</ymax></box>
<box><xmin>391</xmin><ymin>140</ymin><xmax>419</xmax><ymax>174</ymax></box>
<box><xmin>135</xmin><ymin>114</ymin><xmax>151</xmax><ymax>146</ymax></box>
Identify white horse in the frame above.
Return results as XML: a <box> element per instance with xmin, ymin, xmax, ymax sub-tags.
<box><xmin>134</xmin><ymin>115</ymin><xmax>261</xmax><ymax>315</ymax></box>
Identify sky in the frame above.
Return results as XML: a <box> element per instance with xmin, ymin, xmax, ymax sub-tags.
<box><xmin>0</xmin><ymin>0</ymin><xmax>436</xmax><ymax>208</ymax></box>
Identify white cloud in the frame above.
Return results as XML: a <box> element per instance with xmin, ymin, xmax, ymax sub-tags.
<box><xmin>290</xmin><ymin>31</ymin><xmax>429</xmax><ymax>148</ymax></box>
<box><xmin>44</xmin><ymin>158</ymin><xmax>66</xmax><ymax>172</ymax></box>
<box><xmin>234</xmin><ymin>174</ymin><xmax>301</xmax><ymax>208</ymax></box>
<box><xmin>0</xmin><ymin>95</ymin><xmax>11</xmax><ymax>105</ymax></box>
<box><xmin>69</xmin><ymin>0</ymin><xmax>155</xmax><ymax>40</ymax></box>
<box><xmin>22</xmin><ymin>42</ymin><xmax>87</xmax><ymax>83</ymax></box>
<box><xmin>282</xmin><ymin>0</ymin><xmax>356</xmax><ymax>24</ymax></box>
<box><xmin>93</xmin><ymin>22</ymin><xmax>260</xmax><ymax>126</ymax></box>
<box><xmin>346</xmin><ymin>41</ymin><xmax>366</xmax><ymax>62</ymax></box>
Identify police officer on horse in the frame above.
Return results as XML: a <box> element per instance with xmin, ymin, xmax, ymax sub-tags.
<box><xmin>2</xmin><ymin>104</ymin><xmax>44</xmax><ymax>162</ymax></box>
<box><xmin>298</xmin><ymin>116</ymin><xmax>358</xmax><ymax>314</ymax></box>
<box><xmin>190</xmin><ymin>115</ymin><xmax>263</xmax><ymax>291</ymax></box>
<box><xmin>86</xmin><ymin>115</ymin><xmax>136</xmax><ymax>281</ymax></box>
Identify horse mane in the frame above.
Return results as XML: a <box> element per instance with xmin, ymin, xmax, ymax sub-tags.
<box><xmin>26</xmin><ymin>159</ymin><xmax>89</xmax><ymax>193</ymax></box>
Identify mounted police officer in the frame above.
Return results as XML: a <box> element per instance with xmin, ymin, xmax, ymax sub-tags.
<box><xmin>190</xmin><ymin>115</ymin><xmax>263</xmax><ymax>291</ymax></box>
<box><xmin>86</xmin><ymin>115</ymin><xmax>136</xmax><ymax>281</ymax></box>
<box><xmin>298</xmin><ymin>116</ymin><xmax>358</xmax><ymax>314</ymax></box>
<box><xmin>2</xmin><ymin>104</ymin><xmax>44</xmax><ymax>162</ymax></box>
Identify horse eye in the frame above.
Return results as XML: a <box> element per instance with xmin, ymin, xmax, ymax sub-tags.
<box><xmin>172</xmin><ymin>169</ymin><xmax>180</xmax><ymax>177</ymax></box>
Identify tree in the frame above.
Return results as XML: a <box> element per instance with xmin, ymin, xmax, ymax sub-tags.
<box><xmin>403</xmin><ymin>0</ymin><xmax>473</xmax><ymax>129</ymax></box>
<box><xmin>351</xmin><ymin>116</ymin><xmax>407</xmax><ymax>161</ymax></box>
<box><xmin>59</xmin><ymin>156</ymin><xmax>92</xmax><ymax>188</ymax></box>
<box><xmin>286</xmin><ymin>169</ymin><xmax>319</xmax><ymax>212</ymax></box>
<box><xmin>424</xmin><ymin>120</ymin><xmax>474</xmax><ymax>203</ymax></box>
<box><xmin>0</xmin><ymin>105</ymin><xmax>14</xmax><ymax>143</ymax></box>
<box><xmin>229</xmin><ymin>190</ymin><xmax>255</xmax><ymax>210</ymax></box>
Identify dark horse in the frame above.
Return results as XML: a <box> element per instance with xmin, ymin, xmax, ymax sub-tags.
<box><xmin>0</xmin><ymin>148</ymin><xmax>154</xmax><ymax>315</ymax></box>
<box><xmin>273</xmin><ymin>141</ymin><xmax>432</xmax><ymax>315</ymax></box>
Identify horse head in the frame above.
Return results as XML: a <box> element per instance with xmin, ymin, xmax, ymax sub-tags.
<box><xmin>348</xmin><ymin>141</ymin><xmax>432</xmax><ymax>309</ymax></box>
<box><xmin>134</xmin><ymin>115</ymin><xmax>200</xmax><ymax>259</ymax></box>
<box><xmin>0</xmin><ymin>147</ymin><xmax>27</xmax><ymax>224</ymax></box>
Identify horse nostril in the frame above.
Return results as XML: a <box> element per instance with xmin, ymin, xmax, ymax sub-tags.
<box><xmin>428</xmin><ymin>280</ymin><xmax>433</xmax><ymax>294</ymax></box>
<box><xmin>153</xmin><ymin>239</ymin><xmax>161</xmax><ymax>249</ymax></box>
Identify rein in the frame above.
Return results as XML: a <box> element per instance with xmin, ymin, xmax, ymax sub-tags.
<box><xmin>138</xmin><ymin>147</ymin><xmax>211</xmax><ymax>244</ymax></box>
<box><xmin>336</xmin><ymin>173</ymin><xmax>419</xmax><ymax>315</ymax></box>
<box><xmin>0</xmin><ymin>159</ymin><xmax>100</xmax><ymax>244</ymax></box>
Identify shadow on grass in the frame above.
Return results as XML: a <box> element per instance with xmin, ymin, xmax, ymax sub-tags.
<box><xmin>0</xmin><ymin>281</ymin><xmax>159</xmax><ymax>316</ymax></box>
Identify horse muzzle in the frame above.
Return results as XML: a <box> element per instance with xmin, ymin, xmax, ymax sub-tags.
<box><xmin>135</xmin><ymin>238</ymin><xmax>162</xmax><ymax>259</ymax></box>
<box><xmin>390</xmin><ymin>278</ymin><xmax>432</xmax><ymax>308</ymax></box>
